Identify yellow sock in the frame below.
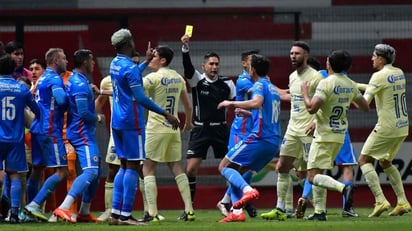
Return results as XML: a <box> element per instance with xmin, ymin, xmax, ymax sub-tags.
<box><xmin>313</xmin><ymin>174</ymin><xmax>345</xmax><ymax>192</ymax></box>
<box><xmin>139</xmin><ymin>178</ymin><xmax>148</xmax><ymax>212</ymax></box>
<box><xmin>144</xmin><ymin>176</ymin><xmax>158</xmax><ymax>216</ymax></box>
<box><xmin>361</xmin><ymin>163</ymin><xmax>386</xmax><ymax>203</ymax></box>
<box><xmin>312</xmin><ymin>185</ymin><xmax>327</xmax><ymax>213</ymax></box>
<box><xmin>104</xmin><ymin>182</ymin><xmax>113</xmax><ymax>211</ymax></box>
<box><xmin>276</xmin><ymin>173</ymin><xmax>290</xmax><ymax>210</ymax></box>
<box><xmin>384</xmin><ymin>165</ymin><xmax>408</xmax><ymax>204</ymax></box>
<box><xmin>285</xmin><ymin>176</ymin><xmax>293</xmax><ymax>211</ymax></box>
<box><xmin>175</xmin><ymin>173</ymin><xmax>193</xmax><ymax>212</ymax></box>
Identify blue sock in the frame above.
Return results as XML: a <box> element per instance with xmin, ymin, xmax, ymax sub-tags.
<box><xmin>67</xmin><ymin>168</ymin><xmax>98</xmax><ymax>199</ymax></box>
<box><xmin>33</xmin><ymin>174</ymin><xmax>62</xmax><ymax>205</ymax></box>
<box><xmin>221</xmin><ymin>167</ymin><xmax>249</xmax><ymax>192</ymax></box>
<box><xmin>112</xmin><ymin>168</ymin><xmax>125</xmax><ymax>212</ymax></box>
<box><xmin>242</xmin><ymin>171</ymin><xmax>253</xmax><ymax>184</ymax></box>
<box><xmin>26</xmin><ymin>178</ymin><xmax>39</xmax><ymax>203</ymax></box>
<box><xmin>10</xmin><ymin>178</ymin><xmax>22</xmax><ymax>209</ymax></box>
<box><xmin>342</xmin><ymin>181</ymin><xmax>352</xmax><ymax>207</ymax></box>
<box><xmin>302</xmin><ymin>179</ymin><xmax>312</xmax><ymax>199</ymax></box>
<box><xmin>82</xmin><ymin>176</ymin><xmax>100</xmax><ymax>203</ymax></box>
<box><xmin>230</xmin><ymin>184</ymin><xmax>242</xmax><ymax>204</ymax></box>
<box><xmin>121</xmin><ymin>169</ymin><xmax>138</xmax><ymax>214</ymax></box>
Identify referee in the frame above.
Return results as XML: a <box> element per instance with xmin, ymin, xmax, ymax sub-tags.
<box><xmin>180</xmin><ymin>35</ymin><xmax>236</xmax><ymax>209</ymax></box>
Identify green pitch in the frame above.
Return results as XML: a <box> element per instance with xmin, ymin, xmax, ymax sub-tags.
<box><xmin>2</xmin><ymin>208</ymin><xmax>411</xmax><ymax>231</ymax></box>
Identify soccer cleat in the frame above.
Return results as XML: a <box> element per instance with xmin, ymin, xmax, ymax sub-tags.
<box><xmin>307</xmin><ymin>212</ymin><xmax>327</xmax><ymax>221</ymax></box>
<box><xmin>342</xmin><ymin>184</ymin><xmax>355</xmax><ymax>211</ymax></box>
<box><xmin>24</xmin><ymin>204</ymin><xmax>48</xmax><ymax>222</ymax></box>
<box><xmin>368</xmin><ymin>200</ymin><xmax>391</xmax><ymax>218</ymax></box>
<box><xmin>108</xmin><ymin>213</ymin><xmax>120</xmax><ymax>225</ymax></box>
<box><xmin>342</xmin><ymin>207</ymin><xmax>359</xmax><ymax>217</ymax></box>
<box><xmin>233</xmin><ymin>188</ymin><xmax>259</xmax><ymax>209</ymax></box>
<box><xmin>245</xmin><ymin>203</ymin><xmax>257</xmax><ymax>218</ymax></box>
<box><xmin>53</xmin><ymin>208</ymin><xmax>76</xmax><ymax>223</ymax></box>
<box><xmin>118</xmin><ymin>215</ymin><xmax>147</xmax><ymax>226</ymax></box>
<box><xmin>218</xmin><ymin>212</ymin><xmax>246</xmax><ymax>223</ymax></box>
<box><xmin>388</xmin><ymin>202</ymin><xmax>411</xmax><ymax>216</ymax></box>
<box><xmin>177</xmin><ymin>211</ymin><xmax>196</xmax><ymax>221</ymax></box>
<box><xmin>216</xmin><ymin>202</ymin><xmax>230</xmax><ymax>217</ymax></box>
<box><xmin>77</xmin><ymin>213</ymin><xmax>101</xmax><ymax>222</ymax></box>
<box><xmin>138</xmin><ymin>211</ymin><xmax>165</xmax><ymax>222</ymax></box>
<box><xmin>260</xmin><ymin>208</ymin><xmax>287</xmax><ymax>221</ymax></box>
<box><xmin>295</xmin><ymin>197</ymin><xmax>307</xmax><ymax>219</ymax></box>
<box><xmin>9</xmin><ymin>213</ymin><xmax>20</xmax><ymax>224</ymax></box>
<box><xmin>97</xmin><ymin>209</ymin><xmax>111</xmax><ymax>222</ymax></box>
<box><xmin>48</xmin><ymin>214</ymin><xmax>58</xmax><ymax>223</ymax></box>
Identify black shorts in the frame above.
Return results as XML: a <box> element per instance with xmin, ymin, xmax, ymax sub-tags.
<box><xmin>186</xmin><ymin>123</ymin><xmax>229</xmax><ymax>160</ymax></box>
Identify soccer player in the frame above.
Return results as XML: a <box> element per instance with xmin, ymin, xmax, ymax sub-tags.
<box><xmin>53</xmin><ymin>49</ymin><xmax>101</xmax><ymax>223</ymax></box>
<box><xmin>180</xmin><ymin>35</ymin><xmax>236</xmax><ymax>209</ymax></box>
<box><xmin>260</xmin><ymin>41</ymin><xmax>323</xmax><ymax>221</ymax></box>
<box><xmin>4</xmin><ymin>41</ymin><xmax>31</xmax><ymax>81</ymax></box>
<box><xmin>296</xmin><ymin>56</ymin><xmax>359</xmax><ymax>218</ymax></box>
<box><xmin>25</xmin><ymin>48</ymin><xmax>69</xmax><ymax>221</ymax></box>
<box><xmin>0</xmin><ymin>54</ymin><xmax>40</xmax><ymax>223</ymax></box>
<box><xmin>141</xmin><ymin>45</ymin><xmax>194</xmax><ymax>222</ymax></box>
<box><xmin>108</xmin><ymin>29</ymin><xmax>179</xmax><ymax>226</ymax></box>
<box><xmin>217</xmin><ymin>54</ymin><xmax>282</xmax><ymax>222</ymax></box>
<box><xmin>357</xmin><ymin>44</ymin><xmax>411</xmax><ymax>217</ymax></box>
<box><xmin>301</xmin><ymin>50</ymin><xmax>369</xmax><ymax>221</ymax></box>
<box><xmin>216</xmin><ymin>50</ymin><xmax>259</xmax><ymax>218</ymax></box>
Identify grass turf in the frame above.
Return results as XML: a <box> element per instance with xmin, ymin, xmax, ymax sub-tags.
<box><xmin>2</xmin><ymin>208</ymin><xmax>411</xmax><ymax>231</ymax></box>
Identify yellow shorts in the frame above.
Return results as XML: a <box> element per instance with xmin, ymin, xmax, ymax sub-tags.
<box><xmin>307</xmin><ymin>141</ymin><xmax>342</xmax><ymax>170</ymax></box>
<box><xmin>145</xmin><ymin>132</ymin><xmax>181</xmax><ymax>162</ymax></box>
<box><xmin>105</xmin><ymin>136</ymin><xmax>120</xmax><ymax>165</ymax></box>
<box><xmin>361</xmin><ymin>131</ymin><xmax>406</xmax><ymax>161</ymax></box>
<box><xmin>280</xmin><ymin>133</ymin><xmax>312</xmax><ymax>170</ymax></box>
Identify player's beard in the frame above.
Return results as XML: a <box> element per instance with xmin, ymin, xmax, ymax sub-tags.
<box><xmin>291</xmin><ymin>59</ymin><xmax>304</xmax><ymax>70</ymax></box>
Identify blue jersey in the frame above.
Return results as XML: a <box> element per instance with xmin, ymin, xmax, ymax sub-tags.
<box><xmin>110</xmin><ymin>54</ymin><xmax>163</xmax><ymax>131</ymax></box>
<box><xmin>66</xmin><ymin>70</ymin><xmax>96</xmax><ymax>140</ymax></box>
<box><xmin>30</xmin><ymin>68</ymin><xmax>66</xmax><ymax>136</ymax></box>
<box><xmin>249</xmin><ymin>77</ymin><xmax>281</xmax><ymax>141</ymax></box>
<box><xmin>0</xmin><ymin>76</ymin><xmax>39</xmax><ymax>142</ymax></box>
<box><xmin>230</xmin><ymin>70</ymin><xmax>254</xmax><ymax>139</ymax></box>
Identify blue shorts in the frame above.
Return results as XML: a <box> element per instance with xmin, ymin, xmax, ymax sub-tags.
<box><xmin>0</xmin><ymin>140</ymin><xmax>28</xmax><ymax>172</ymax></box>
<box><xmin>69</xmin><ymin>135</ymin><xmax>101</xmax><ymax>170</ymax></box>
<box><xmin>226</xmin><ymin>136</ymin><xmax>280</xmax><ymax>172</ymax></box>
<box><xmin>31</xmin><ymin>134</ymin><xmax>67</xmax><ymax>167</ymax></box>
<box><xmin>334</xmin><ymin>132</ymin><xmax>357</xmax><ymax>165</ymax></box>
<box><xmin>112</xmin><ymin>129</ymin><xmax>145</xmax><ymax>161</ymax></box>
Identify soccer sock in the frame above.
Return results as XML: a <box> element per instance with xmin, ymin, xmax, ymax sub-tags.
<box><xmin>144</xmin><ymin>175</ymin><xmax>158</xmax><ymax>216</ymax></box>
<box><xmin>342</xmin><ymin>181</ymin><xmax>352</xmax><ymax>208</ymax></box>
<box><xmin>360</xmin><ymin>163</ymin><xmax>386</xmax><ymax>203</ymax></box>
<box><xmin>64</xmin><ymin>169</ymin><xmax>98</xmax><ymax>209</ymax></box>
<box><xmin>104</xmin><ymin>182</ymin><xmax>114</xmax><ymax>211</ymax></box>
<box><xmin>112</xmin><ymin>168</ymin><xmax>125</xmax><ymax>214</ymax></box>
<box><xmin>384</xmin><ymin>165</ymin><xmax>408</xmax><ymax>204</ymax></box>
<box><xmin>312</xmin><ymin>185</ymin><xmax>327</xmax><ymax>214</ymax></box>
<box><xmin>33</xmin><ymin>173</ymin><xmax>62</xmax><ymax>205</ymax></box>
<box><xmin>285</xmin><ymin>176</ymin><xmax>294</xmax><ymax>211</ymax></box>
<box><xmin>59</xmin><ymin>195</ymin><xmax>75</xmax><ymax>210</ymax></box>
<box><xmin>175</xmin><ymin>173</ymin><xmax>193</xmax><ymax>212</ymax></box>
<box><xmin>78</xmin><ymin>202</ymin><xmax>91</xmax><ymax>215</ymax></box>
<box><xmin>2</xmin><ymin>172</ymin><xmax>10</xmax><ymax>200</ymax></box>
<box><xmin>10</xmin><ymin>178</ymin><xmax>22</xmax><ymax>209</ymax></box>
<box><xmin>121</xmin><ymin>169</ymin><xmax>138</xmax><ymax>216</ymax></box>
<box><xmin>302</xmin><ymin>179</ymin><xmax>313</xmax><ymax>199</ymax></box>
<box><xmin>138</xmin><ymin>179</ymin><xmax>148</xmax><ymax>212</ymax></box>
<box><xmin>242</xmin><ymin>171</ymin><xmax>253</xmax><ymax>184</ymax></box>
<box><xmin>275</xmin><ymin>173</ymin><xmax>290</xmax><ymax>210</ymax></box>
<box><xmin>230</xmin><ymin>184</ymin><xmax>242</xmax><ymax>205</ymax></box>
<box><xmin>188</xmin><ymin>176</ymin><xmax>196</xmax><ymax>203</ymax></box>
<box><xmin>313</xmin><ymin>174</ymin><xmax>345</xmax><ymax>192</ymax></box>
<box><xmin>82</xmin><ymin>175</ymin><xmax>99</xmax><ymax>203</ymax></box>
<box><xmin>26</xmin><ymin>178</ymin><xmax>39</xmax><ymax>204</ymax></box>
<box><xmin>221</xmin><ymin>186</ymin><xmax>232</xmax><ymax>204</ymax></box>
<box><xmin>221</xmin><ymin>168</ymin><xmax>250</xmax><ymax>193</ymax></box>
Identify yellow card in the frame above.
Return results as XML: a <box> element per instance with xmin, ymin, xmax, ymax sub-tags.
<box><xmin>185</xmin><ymin>25</ymin><xmax>193</xmax><ymax>37</ymax></box>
